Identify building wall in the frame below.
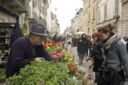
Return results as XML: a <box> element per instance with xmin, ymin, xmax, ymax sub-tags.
<box><xmin>118</xmin><ymin>0</ymin><xmax>123</xmax><ymax>36</ymax></box>
<box><xmin>77</xmin><ymin>9</ymin><xmax>84</xmax><ymax>32</ymax></box>
<box><xmin>98</xmin><ymin>0</ymin><xmax>117</xmax><ymax>23</ymax></box>
<box><xmin>90</xmin><ymin>0</ymin><xmax>97</xmax><ymax>35</ymax></box>
<box><xmin>83</xmin><ymin>0</ymin><xmax>88</xmax><ymax>34</ymax></box>
<box><xmin>46</xmin><ymin>0</ymin><xmax>52</xmax><ymax>32</ymax></box>
<box><xmin>83</xmin><ymin>0</ymin><xmax>128</xmax><ymax>37</ymax></box>
<box><xmin>51</xmin><ymin>13</ymin><xmax>60</xmax><ymax>34</ymax></box>
<box><xmin>122</xmin><ymin>0</ymin><xmax>128</xmax><ymax>37</ymax></box>
<box><xmin>25</xmin><ymin>0</ymin><xmax>51</xmax><ymax>32</ymax></box>
<box><xmin>97</xmin><ymin>0</ymin><xmax>122</xmax><ymax>36</ymax></box>
<box><xmin>83</xmin><ymin>0</ymin><xmax>97</xmax><ymax>35</ymax></box>
<box><xmin>69</xmin><ymin>8</ymin><xmax>83</xmax><ymax>34</ymax></box>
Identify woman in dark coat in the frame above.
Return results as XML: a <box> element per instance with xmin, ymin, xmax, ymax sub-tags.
<box><xmin>88</xmin><ymin>32</ymin><xmax>104</xmax><ymax>85</ymax></box>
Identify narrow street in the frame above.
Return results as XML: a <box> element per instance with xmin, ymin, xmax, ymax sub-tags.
<box><xmin>0</xmin><ymin>0</ymin><xmax>128</xmax><ymax>85</ymax></box>
<box><xmin>70</xmin><ymin>46</ymin><xmax>90</xmax><ymax>72</ymax></box>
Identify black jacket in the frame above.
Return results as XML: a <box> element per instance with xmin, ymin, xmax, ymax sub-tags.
<box><xmin>90</xmin><ymin>40</ymin><xmax>104</xmax><ymax>72</ymax></box>
<box><xmin>6</xmin><ymin>37</ymin><xmax>51</xmax><ymax>77</ymax></box>
<box><xmin>77</xmin><ymin>38</ymin><xmax>90</xmax><ymax>54</ymax></box>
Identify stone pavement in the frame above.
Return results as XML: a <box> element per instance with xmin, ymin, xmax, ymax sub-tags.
<box><xmin>70</xmin><ymin>46</ymin><xmax>90</xmax><ymax>72</ymax></box>
<box><xmin>69</xmin><ymin>46</ymin><xmax>128</xmax><ymax>85</ymax></box>
<box><xmin>70</xmin><ymin>46</ymin><xmax>95</xmax><ymax>84</ymax></box>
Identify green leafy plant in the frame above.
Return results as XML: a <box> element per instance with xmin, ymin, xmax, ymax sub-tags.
<box><xmin>6</xmin><ymin>61</ymin><xmax>69</xmax><ymax>85</ymax></box>
<box><xmin>21</xmin><ymin>23</ymin><xmax>28</xmax><ymax>36</ymax></box>
<box><xmin>6</xmin><ymin>61</ymin><xmax>85</xmax><ymax>85</ymax></box>
<box><xmin>0</xmin><ymin>68</ymin><xmax>6</xmax><ymax>83</ymax></box>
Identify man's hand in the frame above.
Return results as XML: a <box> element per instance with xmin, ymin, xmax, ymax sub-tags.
<box><xmin>35</xmin><ymin>57</ymin><xmax>43</xmax><ymax>62</ymax></box>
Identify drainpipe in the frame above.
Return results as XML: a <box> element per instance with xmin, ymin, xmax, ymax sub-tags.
<box><xmin>121</xmin><ymin>1</ymin><xmax>124</xmax><ymax>37</ymax></box>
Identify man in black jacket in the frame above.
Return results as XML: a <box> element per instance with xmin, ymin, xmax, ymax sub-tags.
<box><xmin>6</xmin><ymin>24</ymin><xmax>51</xmax><ymax>77</ymax></box>
<box><xmin>77</xmin><ymin>34</ymin><xmax>90</xmax><ymax>64</ymax></box>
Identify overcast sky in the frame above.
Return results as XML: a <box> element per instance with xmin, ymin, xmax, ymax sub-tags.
<box><xmin>51</xmin><ymin>0</ymin><xmax>83</xmax><ymax>34</ymax></box>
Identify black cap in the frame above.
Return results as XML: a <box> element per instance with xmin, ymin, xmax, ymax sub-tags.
<box><xmin>30</xmin><ymin>24</ymin><xmax>48</xmax><ymax>36</ymax></box>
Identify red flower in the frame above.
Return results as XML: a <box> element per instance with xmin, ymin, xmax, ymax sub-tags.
<box><xmin>76</xmin><ymin>69</ymin><xmax>82</xmax><ymax>76</ymax></box>
<box><xmin>68</xmin><ymin>65</ymin><xmax>76</xmax><ymax>72</ymax></box>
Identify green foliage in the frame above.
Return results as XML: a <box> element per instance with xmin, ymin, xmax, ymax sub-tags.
<box><xmin>21</xmin><ymin>23</ymin><xmax>28</xmax><ymax>36</ymax></box>
<box><xmin>6</xmin><ymin>61</ymin><xmax>70</xmax><ymax>85</ymax></box>
<box><xmin>55</xmin><ymin>47</ymin><xmax>63</xmax><ymax>52</ymax></box>
<box><xmin>0</xmin><ymin>68</ymin><xmax>6</xmax><ymax>82</ymax></box>
<box><xmin>6</xmin><ymin>61</ymin><xmax>84</xmax><ymax>85</ymax></box>
<box><xmin>46</xmin><ymin>46</ymin><xmax>63</xmax><ymax>55</ymax></box>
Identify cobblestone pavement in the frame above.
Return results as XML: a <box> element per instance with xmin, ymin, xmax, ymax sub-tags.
<box><xmin>70</xmin><ymin>46</ymin><xmax>90</xmax><ymax>72</ymax></box>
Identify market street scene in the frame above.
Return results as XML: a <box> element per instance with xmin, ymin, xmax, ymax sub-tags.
<box><xmin>0</xmin><ymin>0</ymin><xmax>128</xmax><ymax>85</ymax></box>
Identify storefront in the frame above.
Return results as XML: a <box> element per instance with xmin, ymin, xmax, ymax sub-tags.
<box><xmin>0</xmin><ymin>1</ymin><xmax>27</xmax><ymax>66</ymax></box>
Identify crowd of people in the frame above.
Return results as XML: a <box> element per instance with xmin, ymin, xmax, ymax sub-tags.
<box><xmin>53</xmin><ymin>24</ymin><xmax>128</xmax><ymax>85</ymax></box>
<box><xmin>5</xmin><ymin>23</ymin><xmax>128</xmax><ymax>85</ymax></box>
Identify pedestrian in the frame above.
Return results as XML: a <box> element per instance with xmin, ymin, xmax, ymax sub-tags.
<box><xmin>52</xmin><ymin>33</ymin><xmax>58</xmax><ymax>42</ymax></box>
<box><xmin>87</xmin><ymin>32</ymin><xmax>104</xmax><ymax>85</ymax></box>
<box><xmin>77</xmin><ymin>34</ymin><xmax>90</xmax><ymax>65</ymax></box>
<box><xmin>99</xmin><ymin>25</ymin><xmax>128</xmax><ymax>85</ymax></box>
<box><xmin>86</xmin><ymin>35</ymin><xmax>92</xmax><ymax>55</ymax></box>
<box><xmin>6</xmin><ymin>24</ymin><xmax>52</xmax><ymax>78</ymax></box>
<box><xmin>66</xmin><ymin>35</ymin><xmax>72</xmax><ymax>51</ymax></box>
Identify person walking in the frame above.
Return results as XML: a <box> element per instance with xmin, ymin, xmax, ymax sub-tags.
<box><xmin>66</xmin><ymin>35</ymin><xmax>72</xmax><ymax>51</ymax></box>
<box><xmin>77</xmin><ymin>34</ymin><xmax>90</xmax><ymax>65</ymax></box>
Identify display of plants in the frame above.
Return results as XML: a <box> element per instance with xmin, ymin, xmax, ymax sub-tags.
<box><xmin>3</xmin><ymin>42</ymin><xmax>90</xmax><ymax>85</ymax></box>
<box><xmin>44</xmin><ymin>42</ymin><xmax>62</xmax><ymax>48</ymax></box>
<box><xmin>44</xmin><ymin>42</ymin><xmax>74</xmax><ymax>64</ymax></box>
<box><xmin>6</xmin><ymin>61</ymin><xmax>83</xmax><ymax>85</ymax></box>
<box><xmin>0</xmin><ymin>68</ymin><xmax>6</xmax><ymax>83</ymax></box>
<box><xmin>44</xmin><ymin>42</ymin><xmax>84</xmax><ymax>78</ymax></box>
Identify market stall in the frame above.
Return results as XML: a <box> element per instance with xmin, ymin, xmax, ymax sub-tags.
<box><xmin>0</xmin><ymin>41</ymin><xmax>93</xmax><ymax>85</ymax></box>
